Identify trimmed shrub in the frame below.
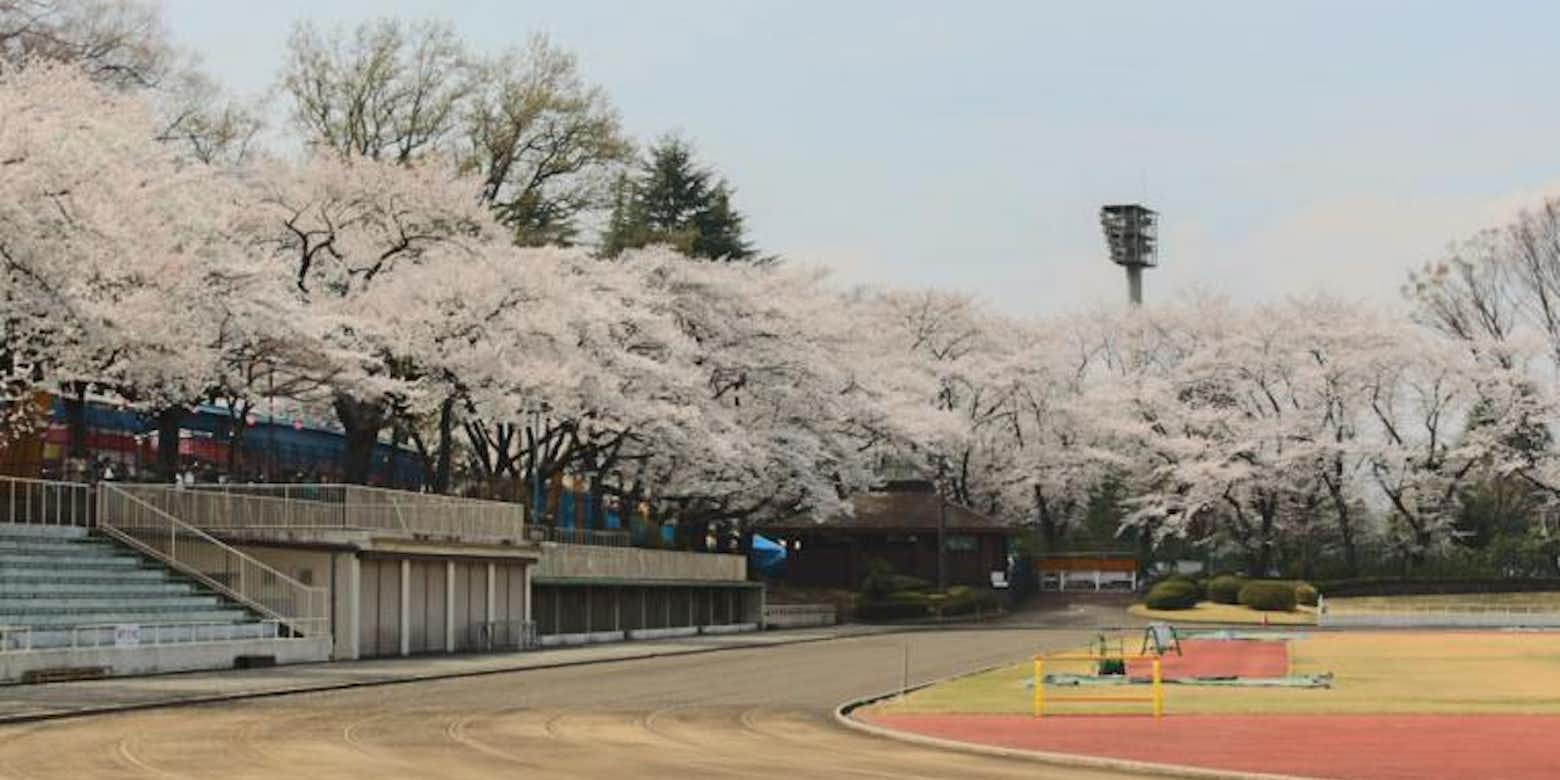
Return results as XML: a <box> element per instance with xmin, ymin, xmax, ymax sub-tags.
<box><xmin>1148</xmin><ymin>573</ymin><xmax>1205</xmax><ymax>600</ymax></box>
<box><xmin>1144</xmin><ymin>579</ymin><xmax>1200</xmax><ymax>610</ymax></box>
<box><xmin>1294</xmin><ymin>582</ymin><xmax>1320</xmax><ymax>607</ymax></box>
<box><xmin>1238</xmin><ymin>581</ymin><xmax>1298</xmax><ymax>612</ymax></box>
<box><xmin>859</xmin><ymin>586</ymin><xmax>998</xmax><ymax>621</ymax></box>
<box><xmin>858</xmin><ymin>590</ymin><xmax>930</xmax><ymax>620</ymax></box>
<box><xmin>936</xmin><ymin>586</ymin><xmax>998</xmax><ymax>617</ymax></box>
<box><xmin>1207</xmin><ymin>575</ymin><xmax>1246</xmax><ymax>604</ymax></box>
<box><xmin>859</xmin><ymin>559</ymin><xmax>933</xmax><ymax>599</ymax></box>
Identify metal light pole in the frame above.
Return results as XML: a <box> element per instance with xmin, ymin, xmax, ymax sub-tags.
<box><xmin>1100</xmin><ymin>204</ymin><xmax>1159</xmax><ymax>305</ymax></box>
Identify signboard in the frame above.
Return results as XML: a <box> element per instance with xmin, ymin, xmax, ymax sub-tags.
<box><xmin>113</xmin><ymin>624</ymin><xmax>141</xmax><ymax>648</ymax></box>
<box><xmin>989</xmin><ymin>570</ymin><xmax>1009</xmax><ymax>589</ymax></box>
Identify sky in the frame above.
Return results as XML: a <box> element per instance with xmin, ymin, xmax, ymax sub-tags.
<box><xmin>160</xmin><ymin>1</ymin><xmax>1560</xmax><ymax>317</ymax></box>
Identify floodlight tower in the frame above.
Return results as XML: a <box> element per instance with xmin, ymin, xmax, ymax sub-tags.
<box><xmin>1100</xmin><ymin>204</ymin><xmax>1158</xmax><ymax>305</ymax></box>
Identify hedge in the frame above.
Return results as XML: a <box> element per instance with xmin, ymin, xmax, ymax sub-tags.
<box><xmin>1207</xmin><ymin>575</ymin><xmax>1246</xmax><ymax>604</ymax></box>
<box><xmin>1238</xmin><ymin>581</ymin><xmax>1298</xmax><ymax>612</ymax></box>
<box><xmin>857</xmin><ymin>590</ymin><xmax>931</xmax><ymax>620</ymax></box>
<box><xmin>1144</xmin><ymin>580</ymin><xmax>1200</xmax><ymax>610</ymax></box>
<box><xmin>1294</xmin><ymin>583</ymin><xmax>1320</xmax><ymax>606</ymax></box>
<box><xmin>1147</xmin><ymin>573</ymin><xmax>1205</xmax><ymax>600</ymax></box>
<box><xmin>858</xmin><ymin>586</ymin><xmax>998</xmax><ymax>621</ymax></box>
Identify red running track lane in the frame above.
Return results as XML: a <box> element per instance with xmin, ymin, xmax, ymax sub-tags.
<box><xmin>863</xmin><ymin>713</ymin><xmax>1560</xmax><ymax>780</ymax></box>
<box><xmin>1125</xmin><ymin>639</ymin><xmax>1289</xmax><ymax>680</ymax></box>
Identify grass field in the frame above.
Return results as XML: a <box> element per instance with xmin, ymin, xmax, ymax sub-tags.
<box><xmin>1128</xmin><ymin>601</ymin><xmax>1318</xmax><ymax>624</ymax></box>
<box><xmin>869</xmin><ymin>632</ymin><xmax>1560</xmax><ymax>717</ymax></box>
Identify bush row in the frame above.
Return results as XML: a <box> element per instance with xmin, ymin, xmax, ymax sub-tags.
<box><xmin>1237</xmin><ymin>581</ymin><xmax>1297</xmax><ymax>612</ymax></box>
<box><xmin>1142</xmin><ymin>574</ymin><xmax>1320</xmax><ymax>612</ymax></box>
<box><xmin>857</xmin><ymin>586</ymin><xmax>999</xmax><ymax>621</ymax></box>
<box><xmin>1144</xmin><ymin>579</ymin><xmax>1200</xmax><ymax>610</ymax></box>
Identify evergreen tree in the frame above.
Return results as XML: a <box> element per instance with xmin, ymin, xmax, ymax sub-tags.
<box><xmin>600</xmin><ymin>135</ymin><xmax>757</xmax><ymax>262</ymax></box>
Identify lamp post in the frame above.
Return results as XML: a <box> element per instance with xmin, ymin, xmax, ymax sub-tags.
<box><xmin>1100</xmin><ymin>204</ymin><xmax>1158</xmax><ymax>305</ymax></box>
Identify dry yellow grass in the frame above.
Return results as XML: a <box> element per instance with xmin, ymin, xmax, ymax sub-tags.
<box><xmin>870</xmin><ymin>632</ymin><xmax>1560</xmax><ymax>717</ymax></box>
<box><xmin>1325</xmin><ymin>591</ymin><xmax>1560</xmax><ymax>613</ymax></box>
<box><xmin>1128</xmin><ymin>601</ymin><xmax>1317</xmax><ymax>625</ymax></box>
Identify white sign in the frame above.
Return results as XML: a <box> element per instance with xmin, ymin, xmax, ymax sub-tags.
<box><xmin>989</xmin><ymin>571</ymin><xmax>1009</xmax><ymax>589</ymax></box>
<box><xmin>113</xmin><ymin>624</ymin><xmax>141</xmax><ymax>648</ymax></box>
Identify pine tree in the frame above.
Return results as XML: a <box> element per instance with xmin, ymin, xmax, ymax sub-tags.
<box><xmin>600</xmin><ymin>135</ymin><xmax>756</xmax><ymax>262</ymax></box>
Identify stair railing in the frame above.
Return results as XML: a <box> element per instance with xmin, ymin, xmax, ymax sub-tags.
<box><xmin>0</xmin><ymin>476</ymin><xmax>94</xmax><ymax>527</ymax></box>
<box><xmin>96</xmin><ymin>484</ymin><xmax>329</xmax><ymax>639</ymax></box>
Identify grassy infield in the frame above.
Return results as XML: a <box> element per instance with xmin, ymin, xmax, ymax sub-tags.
<box><xmin>871</xmin><ymin>593</ymin><xmax>1560</xmax><ymax>718</ymax></box>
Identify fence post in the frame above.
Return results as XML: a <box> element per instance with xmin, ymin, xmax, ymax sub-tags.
<box><xmin>1152</xmin><ymin>658</ymin><xmax>1163</xmax><ymax>719</ymax></box>
<box><xmin>1033</xmin><ymin>656</ymin><xmax>1045</xmax><ymax>718</ymax></box>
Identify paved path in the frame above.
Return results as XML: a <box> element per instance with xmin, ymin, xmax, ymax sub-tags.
<box><xmin>0</xmin><ymin>626</ymin><xmax>1152</xmax><ymax>779</ymax></box>
<box><xmin>0</xmin><ymin>626</ymin><xmax>888</xmax><ymax>723</ymax></box>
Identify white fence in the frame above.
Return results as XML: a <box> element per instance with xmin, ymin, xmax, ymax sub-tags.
<box><xmin>763</xmin><ymin>603</ymin><xmax>837</xmax><ymax>629</ymax></box>
<box><xmin>529</xmin><ymin>525</ymin><xmax>631</xmax><ymax>547</ymax></box>
<box><xmin>535</xmin><ymin>543</ymin><xmax>747</xmax><ymax>583</ymax></box>
<box><xmin>0</xmin><ymin>477</ymin><xmax>94</xmax><ymax>527</ymax></box>
<box><xmin>97</xmin><ymin>485</ymin><xmax>330</xmax><ymax>639</ymax></box>
<box><xmin>131</xmin><ymin>483</ymin><xmax>526</xmax><ymax>544</ymax></box>
<box><xmin>0</xmin><ymin>619</ymin><xmax>288</xmax><ymax>653</ymax></box>
<box><xmin>1319</xmin><ymin>601</ymin><xmax>1560</xmax><ymax>628</ymax></box>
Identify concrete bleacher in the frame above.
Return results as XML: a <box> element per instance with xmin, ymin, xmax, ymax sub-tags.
<box><xmin>0</xmin><ymin>523</ymin><xmax>276</xmax><ymax>655</ymax></box>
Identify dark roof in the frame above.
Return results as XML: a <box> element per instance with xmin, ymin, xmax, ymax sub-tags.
<box><xmin>764</xmin><ymin>488</ymin><xmax>1016</xmax><ymax>534</ymax></box>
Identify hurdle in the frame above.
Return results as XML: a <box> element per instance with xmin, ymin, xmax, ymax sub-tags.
<box><xmin>1032</xmin><ymin>652</ymin><xmax>1164</xmax><ymax>719</ymax></box>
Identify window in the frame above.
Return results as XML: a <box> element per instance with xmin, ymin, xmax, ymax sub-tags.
<box><xmin>945</xmin><ymin>534</ymin><xmax>977</xmax><ymax>552</ymax></box>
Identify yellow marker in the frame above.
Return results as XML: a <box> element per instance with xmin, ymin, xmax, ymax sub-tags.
<box><xmin>1032</xmin><ymin>657</ymin><xmax>1045</xmax><ymax>718</ymax></box>
<box><xmin>1151</xmin><ymin>658</ymin><xmax>1163</xmax><ymax>719</ymax></box>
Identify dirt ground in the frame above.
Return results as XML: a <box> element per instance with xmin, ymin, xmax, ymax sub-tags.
<box><xmin>0</xmin><ymin>628</ymin><xmax>1156</xmax><ymax>780</ymax></box>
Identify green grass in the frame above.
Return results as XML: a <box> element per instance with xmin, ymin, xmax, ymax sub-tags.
<box><xmin>869</xmin><ymin>632</ymin><xmax>1560</xmax><ymax>717</ymax></box>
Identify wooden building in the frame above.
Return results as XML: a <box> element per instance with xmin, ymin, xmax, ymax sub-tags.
<box><xmin>762</xmin><ymin>481</ymin><xmax>1017</xmax><ymax>590</ymax></box>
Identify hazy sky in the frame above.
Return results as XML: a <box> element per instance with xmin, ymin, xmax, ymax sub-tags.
<box><xmin>161</xmin><ymin>1</ymin><xmax>1560</xmax><ymax>317</ymax></box>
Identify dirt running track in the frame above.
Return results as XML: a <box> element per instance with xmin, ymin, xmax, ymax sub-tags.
<box><xmin>0</xmin><ymin>629</ymin><xmax>1160</xmax><ymax>780</ymax></box>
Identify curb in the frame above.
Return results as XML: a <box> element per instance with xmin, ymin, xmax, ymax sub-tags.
<box><xmin>0</xmin><ymin>628</ymin><xmax>896</xmax><ymax>727</ymax></box>
<box><xmin>833</xmin><ymin>673</ymin><xmax>1316</xmax><ymax>780</ymax></box>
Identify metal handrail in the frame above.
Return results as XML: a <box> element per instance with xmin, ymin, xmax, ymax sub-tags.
<box><xmin>96</xmin><ymin>485</ymin><xmax>329</xmax><ymax>639</ymax></box>
<box><xmin>529</xmin><ymin>525</ymin><xmax>632</xmax><ymax>547</ymax></box>
<box><xmin>0</xmin><ymin>619</ymin><xmax>312</xmax><ymax>654</ymax></box>
<box><xmin>0</xmin><ymin>476</ymin><xmax>94</xmax><ymax>527</ymax></box>
<box><xmin>179</xmin><ymin>483</ymin><xmax>525</xmax><ymax>543</ymax></box>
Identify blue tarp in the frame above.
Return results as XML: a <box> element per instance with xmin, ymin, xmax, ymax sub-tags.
<box><xmin>750</xmin><ymin>533</ymin><xmax>786</xmax><ymax>577</ymax></box>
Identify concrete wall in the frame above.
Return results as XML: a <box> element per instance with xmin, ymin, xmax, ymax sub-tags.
<box><xmin>0</xmin><ymin>636</ymin><xmax>331</xmax><ymax>683</ymax></box>
<box><xmin>233</xmin><ymin>544</ymin><xmax>534</xmax><ymax>661</ymax></box>
<box><xmin>234</xmin><ymin>546</ymin><xmax>336</xmax><ymax>591</ymax></box>
<box><xmin>531</xmin><ymin>583</ymin><xmax>761</xmax><ymax>637</ymax></box>
<box><xmin>534</xmin><ymin>544</ymin><xmax>745</xmax><ymax>582</ymax></box>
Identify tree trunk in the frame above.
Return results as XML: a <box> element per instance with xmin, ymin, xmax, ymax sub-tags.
<box><xmin>334</xmin><ymin>396</ymin><xmax>386</xmax><ymax>485</ymax></box>
<box><xmin>1035</xmin><ymin>485</ymin><xmax>1058</xmax><ymax>552</ymax></box>
<box><xmin>433</xmin><ymin>396</ymin><xmax>455</xmax><ymax>494</ymax></box>
<box><xmin>63</xmin><ymin>382</ymin><xmax>87</xmax><ymax>461</ymax></box>
<box><xmin>1326</xmin><ymin>481</ymin><xmax>1360</xmax><ymax>577</ymax></box>
<box><xmin>155</xmin><ymin>406</ymin><xmax>182</xmax><ymax>483</ymax></box>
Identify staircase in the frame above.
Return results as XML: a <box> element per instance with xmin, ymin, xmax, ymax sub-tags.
<box><xmin>0</xmin><ymin>524</ymin><xmax>277</xmax><ymax>650</ymax></box>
